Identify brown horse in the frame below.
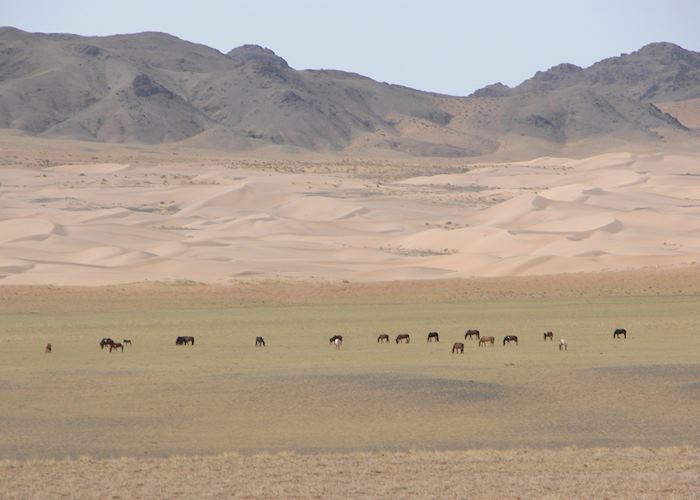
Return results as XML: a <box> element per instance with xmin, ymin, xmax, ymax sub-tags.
<box><xmin>396</xmin><ymin>334</ymin><xmax>410</xmax><ymax>344</ymax></box>
<box><xmin>99</xmin><ymin>338</ymin><xmax>114</xmax><ymax>350</ymax></box>
<box><xmin>377</xmin><ymin>334</ymin><xmax>390</xmax><ymax>343</ymax></box>
<box><xmin>478</xmin><ymin>336</ymin><xmax>495</xmax><ymax>347</ymax></box>
<box><xmin>123</xmin><ymin>339</ymin><xmax>132</xmax><ymax>346</ymax></box>
<box><xmin>503</xmin><ymin>335</ymin><xmax>518</xmax><ymax>346</ymax></box>
<box><xmin>109</xmin><ymin>342</ymin><xmax>124</xmax><ymax>352</ymax></box>
<box><xmin>176</xmin><ymin>336</ymin><xmax>195</xmax><ymax>345</ymax></box>
<box><xmin>329</xmin><ymin>335</ymin><xmax>343</xmax><ymax>345</ymax></box>
<box><xmin>427</xmin><ymin>331</ymin><xmax>439</xmax><ymax>342</ymax></box>
<box><xmin>464</xmin><ymin>329</ymin><xmax>480</xmax><ymax>340</ymax></box>
<box><xmin>543</xmin><ymin>331</ymin><xmax>554</xmax><ymax>341</ymax></box>
<box><xmin>44</xmin><ymin>343</ymin><xmax>52</xmax><ymax>353</ymax></box>
<box><xmin>452</xmin><ymin>342</ymin><xmax>464</xmax><ymax>354</ymax></box>
<box><xmin>255</xmin><ymin>336</ymin><xmax>265</xmax><ymax>347</ymax></box>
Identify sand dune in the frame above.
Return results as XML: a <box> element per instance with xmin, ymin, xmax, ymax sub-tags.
<box><xmin>2</xmin><ymin>152</ymin><xmax>700</xmax><ymax>285</ymax></box>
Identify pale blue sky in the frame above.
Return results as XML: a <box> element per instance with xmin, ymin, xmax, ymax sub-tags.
<box><xmin>2</xmin><ymin>0</ymin><xmax>699</xmax><ymax>95</ymax></box>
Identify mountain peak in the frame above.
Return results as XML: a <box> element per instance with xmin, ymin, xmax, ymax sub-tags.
<box><xmin>226</xmin><ymin>44</ymin><xmax>289</xmax><ymax>68</ymax></box>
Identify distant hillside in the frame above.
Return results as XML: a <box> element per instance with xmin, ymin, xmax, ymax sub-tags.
<box><xmin>0</xmin><ymin>28</ymin><xmax>697</xmax><ymax>156</ymax></box>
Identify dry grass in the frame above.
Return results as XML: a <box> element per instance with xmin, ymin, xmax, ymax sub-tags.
<box><xmin>3</xmin><ymin>276</ymin><xmax>700</xmax><ymax>497</ymax></box>
<box><xmin>1</xmin><ymin>447</ymin><xmax>698</xmax><ymax>499</ymax></box>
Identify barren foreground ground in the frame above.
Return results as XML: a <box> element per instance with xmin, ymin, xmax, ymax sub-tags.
<box><xmin>1</xmin><ymin>276</ymin><xmax>700</xmax><ymax>496</ymax></box>
<box><xmin>2</xmin><ymin>447</ymin><xmax>698</xmax><ymax>499</ymax></box>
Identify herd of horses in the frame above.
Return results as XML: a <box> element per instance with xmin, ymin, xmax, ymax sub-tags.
<box><xmin>98</xmin><ymin>338</ymin><xmax>132</xmax><ymax>352</ymax></box>
<box><xmin>43</xmin><ymin>328</ymin><xmax>626</xmax><ymax>354</ymax></box>
<box><xmin>324</xmin><ymin>327</ymin><xmax>626</xmax><ymax>353</ymax></box>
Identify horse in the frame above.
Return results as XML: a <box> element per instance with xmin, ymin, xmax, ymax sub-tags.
<box><xmin>543</xmin><ymin>331</ymin><xmax>554</xmax><ymax>341</ymax></box>
<box><xmin>464</xmin><ymin>329</ymin><xmax>480</xmax><ymax>340</ymax></box>
<box><xmin>99</xmin><ymin>338</ymin><xmax>114</xmax><ymax>350</ymax></box>
<box><xmin>377</xmin><ymin>334</ymin><xmax>390</xmax><ymax>343</ymax></box>
<box><xmin>109</xmin><ymin>342</ymin><xmax>124</xmax><ymax>352</ymax></box>
<box><xmin>613</xmin><ymin>328</ymin><xmax>627</xmax><ymax>339</ymax></box>
<box><xmin>329</xmin><ymin>335</ymin><xmax>343</xmax><ymax>345</ymax></box>
<box><xmin>334</xmin><ymin>337</ymin><xmax>341</xmax><ymax>349</ymax></box>
<box><xmin>123</xmin><ymin>339</ymin><xmax>132</xmax><ymax>346</ymax></box>
<box><xmin>176</xmin><ymin>336</ymin><xmax>195</xmax><ymax>345</ymax></box>
<box><xmin>452</xmin><ymin>342</ymin><xmax>464</xmax><ymax>354</ymax></box>
<box><xmin>427</xmin><ymin>331</ymin><xmax>439</xmax><ymax>342</ymax></box>
<box><xmin>255</xmin><ymin>336</ymin><xmax>265</xmax><ymax>347</ymax></box>
<box><xmin>478</xmin><ymin>336</ymin><xmax>495</xmax><ymax>347</ymax></box>
<box><xmin>503</xmin><ymin>335</ymin><xmax>518</xmax><ymax>346</ymax></box>
<box><xmin>559</xmin><ymin>339</ymin><xmax>568</xmax><ymax>351</ymax></box>
<box><xmin>396</xmin><ymin>334</ymin><xmax>410</xmax><ymax>344</ymax></box>
<box><xmin>44</xmin><ymin>343</ymin><xmax>52</xmax><ymax>353</ymax></box>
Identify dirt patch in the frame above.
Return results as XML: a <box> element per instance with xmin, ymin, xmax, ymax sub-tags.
<box><xmin>1</xmin><ymin>447</ymin><xmax>698</xmax><ymax>499</ymax></box>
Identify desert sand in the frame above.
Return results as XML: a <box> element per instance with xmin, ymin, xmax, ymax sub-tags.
<box><xmin>2</xmin><ymin>143</ymin><xmax>700</xmax><ymax>285</ymax></box>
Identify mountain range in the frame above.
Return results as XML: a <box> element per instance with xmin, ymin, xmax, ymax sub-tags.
<box><xmin>1</xmin><ymin>27</ymin><xmax>698</xmax><ymax>157</ymax></box>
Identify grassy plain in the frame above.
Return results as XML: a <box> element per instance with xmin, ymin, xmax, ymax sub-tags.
<box><xmin>1</xmin><ymin>278</ymin><xmax>700</xmax><ymax>497</ymax></box>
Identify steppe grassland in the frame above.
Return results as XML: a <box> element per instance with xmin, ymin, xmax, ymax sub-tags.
<box><xmin>2</xmin><ymin>289</ymin><xmax>700</xmax><ymax>460</ymax></box>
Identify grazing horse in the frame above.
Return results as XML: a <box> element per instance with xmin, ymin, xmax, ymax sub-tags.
<box><xmin>478</xmin><ymin>336</ymin><xmax>495</xmax><ymax>347</ymax></box>
<box><xmin>464</xmin><ymin>329</ymin><xmax>480</xmax><ymax>340</ymax></box>
<box><xmin>176</xmin><ymin>336</ymin><xmax>195</xmax><ymax>345</ymax></box>
<box><xmin>99</xmin><ymin>338</ymin><xmax>114</xmax><ymax>350</ymax></box>
<box><xmin>452</xmin><ymin>342</ymin><xmax>464</xmax><ymax>354</ymax></box>
<box><xmin>334</xmin><ymin>338</ymin><xmax>341</xmax><ymax>349</ymax></box>
<box><xmin>377</xmin><ymin>334</ymin><xmax>390</xmax><ymax>343</ymax></box>
<box><xmin>44</xmin><ymin>343</ymin><xmax>52</xmax><ymax>353</ymax></box>
<box><xmin>613</xmin><ymin>328</ymin><xmax>627</xmax><ymax>339</ymax></box>
<box><xmin>123</xmin><ymin>339</ymin><xmax>132</xmax><ymax>346</ymax></box>
<box><xmin>559</xmin><ymin>339</ymin><xmax>568</xmax><ymax>351</ymax></box>
<box><xmin>543</xmin><ymin>331</ymin><xmax>554</xmax><ymax>341</ymax></box>
<box><xmin>427</xmin><ymin>331</ymin><xmax>439</xmax><ymax>342</ymax></box>
<box><xmin>329</xmin><ymin>335</ymin><xmax>343</xmax><ymax>345</ymax></box>
<box><xmin>255</xmin><ymin>336</ymin><xmax>265</xmax><ymax>347</ymax></box>
<box><xmin>396</xmin><ymin>334</ymin><xmax>410</xmax><ymax>344</ymax></box>
<box><xmin>503</xmin><ymin>335</ymin><xmax>518</xmax><ymax>346</ymax></box>
<box><xmin>109</xmin><ymin>342</ymin><xmax>124</xmax><ymax>352</ymax></box>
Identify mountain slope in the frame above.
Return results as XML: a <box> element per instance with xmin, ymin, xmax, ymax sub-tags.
<box><xmin>0</xmin><ymin>27</ymin><xmax>696</xmax><ymax>156</ymax></box>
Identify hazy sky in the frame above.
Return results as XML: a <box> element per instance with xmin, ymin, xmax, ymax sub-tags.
<box><xmin>3</xmin><ymin>0</ymin><xmax>699</xmax><ymax>95</ymax></box>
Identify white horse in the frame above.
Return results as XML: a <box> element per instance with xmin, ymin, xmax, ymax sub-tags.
<box><xmin>334</xmin><ymin>338</ymin><xmax>341</xmax><ymax>349</ymax></box>
<box><xmin>559</xmin><ymin>339</ymin><xmax>568</xmax><ymax>351</ymax></box>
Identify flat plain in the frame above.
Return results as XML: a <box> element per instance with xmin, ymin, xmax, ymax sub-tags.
<box><xmin>1</xmin><ymin>278</ymin><xmax>700</xmax><ymax>497</ymax></box>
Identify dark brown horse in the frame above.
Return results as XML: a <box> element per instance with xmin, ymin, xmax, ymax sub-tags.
<box><xmin>543</xmin><ymin>331</ymin><xmax>554</xmax><ymax>341</ymax></box>
<box><xmin>99</xmin><ymin>338</ymin><xmax>114</xmax><ymax>350</ymax></box>
<box><xmin>613</xmin><ymin>328</ymin><xmax>627</xmax><ymax>339</ymax></box>
<box><xmin>176</xmin><ymin>336</ymin><xmax>195</xmax><ymax>345</ymax></box>
<box><xmin>377</xmin><ymin>334</ymin><xmax>390</xmax><ymax>343</ymax></box>
<box><xmin>427</xmin><ymin>331</ymin><xmax>439</xmax><ymax>342</ymax></box>
<box><xmin>452</xmin><ymin>342</ymin><xmax>464</xmax><ymax>354</ymax></box>
<box><xmin>478</xmin><ymin>336</ymin><xmax>495</xmax><ymax>347</ymax></box>
<box><xmin>109</xmin><ymin>342</ymin><xmax>124</xmax><ymax>352</ymax></box>
<box><xmin>123</xmin><ymin>339</ymin><xmax>132</xmax><ymax>346</ymax></box>
<box><xmin>396</xmin><ymin>334</ymin><xmax>410</xmax><ymax>344</ymax></box>
<box><xmin>465</xmin><ymin>329</ymin><xmax>480</xmax><ymax>340</ymax></box>
<box><xmin>255</xmin><ymin>336</ymin><xmax>265</xmax><ymax>347</ymax></box>
<box><xmin>503</xmin><ymin>335</ymin><xmax>518</xmax><ymax>346</ymax></box>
